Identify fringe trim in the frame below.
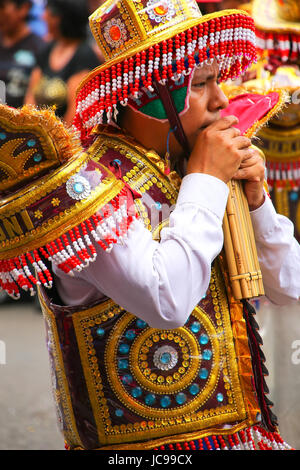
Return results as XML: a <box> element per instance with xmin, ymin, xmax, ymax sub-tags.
<box><xmin>266</xmin><ymin>160</ymin><xmax>300</xmax><ymax>190</ymax></box>
<box><xmin>0</xmin><ymin>187</ymin><xmax>137</xmax><ymax>299</ymax></box>
<box><xmin>74</xmin><ymin>13</ymin><xmax>257</xmax><ymax>141</ymax></box>
<box><xmin>152</xmin><ymin>426</ymin><xmax>294</xmax><ymax>451</ymax></box>
<box><xmin>256</xmin><ymin>29</ymin><xmax>300</xmax><ymax>63</ymax></box>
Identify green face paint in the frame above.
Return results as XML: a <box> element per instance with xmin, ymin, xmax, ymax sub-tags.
<box><xmin>127</xmin><ymin>70</ymin><xmax>193</xmax><ymax>121</ymax></box>
<box><xmin>138</xmin><ymin>86</ymin><xmax>188</xmax><ymax>119</ymax></box>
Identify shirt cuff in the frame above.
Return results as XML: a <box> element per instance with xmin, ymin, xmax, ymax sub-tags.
<box><xmin>250</xmin><ymin>192</ymin><xmax>279</xmax><ymax>240</ymax></box>
<box><xmin>176</xmin><ymin>173</ymin><xmax>229</xmax><ymax>220</ymax></box>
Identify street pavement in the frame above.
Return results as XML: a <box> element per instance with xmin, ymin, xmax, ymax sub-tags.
<box><xmin>0</xmin><ymin>297</ymin><xmax>299</xmax><ymax>450</ymax></box>
<box><xmin>0</xmin><ymin>300</ymin><xmax>63</xmax><ymax>450</ymax></box>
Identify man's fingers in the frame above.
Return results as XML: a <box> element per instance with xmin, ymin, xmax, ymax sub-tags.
<box><xmin>234</xmin><ymin>136</ymin><xmax>252</xmax><ymax>149</ymax></box>
<box><xmin>212</xmin><ymin>115</ymin><xmax>239</xmax><ymax>131</ymax></box>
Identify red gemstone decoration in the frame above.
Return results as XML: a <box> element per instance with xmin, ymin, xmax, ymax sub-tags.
<box><xmin>109</xmin><ymin>24</ymin><xmax>121</xmax><ymax>42</ymax></box>
<box><xmin>154</xmin><ymin>3</ymin><xmax>168</xmax><ymax>16</ymax></box>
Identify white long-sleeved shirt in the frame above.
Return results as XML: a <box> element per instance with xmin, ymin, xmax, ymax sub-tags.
<box><xmin>53</xmin><ymin>173</ymin><xmax>300</xmax><ymax>329</ymax></box>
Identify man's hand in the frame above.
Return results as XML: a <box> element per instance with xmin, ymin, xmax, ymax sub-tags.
<box><xmin>186</xmin><ymin>116</ymin><xmax>253</xmax><ymax>184</ymax></box>
<box><xmin>233</xmin><ymin>147</ymin><xmax>265</xmax><ymax>211</ymax></box>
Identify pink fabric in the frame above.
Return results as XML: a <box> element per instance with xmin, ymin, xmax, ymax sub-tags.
<box><xmin>221</xmin><ymin>92</ymin><xmax>280</xmax><ymax>136</ymax></box>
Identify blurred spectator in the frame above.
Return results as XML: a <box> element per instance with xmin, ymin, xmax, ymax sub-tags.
<box><xmin>197</xmin><ymin>0</ymin><xmax>244</xmax><ymax>13</ymax></box>
<box><xmin>28</xmin><ymin>0</ymin><xmax>47</xmax><ymax>38</ymax></box>
<box><xmin>0</xmin><ymin>0</ymin><xmax>45</xmax><ymax>108</ymax></box>
<box><xmin>25</xmin><ymin>0</ymin><xmax>100</xmax><ymax>127</ymax></box>
<box><xmin>88</xmin><ymin>0</ymin><xmax>105</xmax><ymax>14</ymax></box>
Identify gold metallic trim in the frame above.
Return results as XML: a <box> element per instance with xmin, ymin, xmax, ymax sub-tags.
<box><xmin>244</xmin><ymin>89</ymin><xmax>289</xmax><ymax>140</ymax></box>
<box><xmin>0</xmin><ymin>150</ymin><xmax>89</xmax><ymax>216</ymax></box>
<box><xmin>274</xmin><ymin>186</ymin><xmax>290</xmax><ymax>219</ymax></box>
<box><xmin>86</xmin><ymin>421</ymin><xmax>255</xmax><ymax>450</ymax></box>
<box><xmin>257</xmin><ymin>126</ymin><xmax>300</xmax><ymax>162</ymax></box>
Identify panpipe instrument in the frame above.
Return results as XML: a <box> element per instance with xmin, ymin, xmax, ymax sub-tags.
<box><xmin>223</xmin><ymin>173</ymin><xmax>265</xmax><ymax>300</ymax></box>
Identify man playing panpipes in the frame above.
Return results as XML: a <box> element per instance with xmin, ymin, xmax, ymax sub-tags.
<box><xmin>0</xmin><ymin>0</ymin><xmax>299</xmax><ymax>451</ymax></box>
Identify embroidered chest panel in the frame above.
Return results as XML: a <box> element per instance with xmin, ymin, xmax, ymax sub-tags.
<box><xmin>40</xmin><ymin>131</ymin><xmax>259</xmax><ymax>449</ymax></box>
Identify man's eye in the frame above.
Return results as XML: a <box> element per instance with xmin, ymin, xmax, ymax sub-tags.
<box><xmin>193</xmin><ymin>82</ymin><xmax>206</xmax><ymax>88</ymax></box>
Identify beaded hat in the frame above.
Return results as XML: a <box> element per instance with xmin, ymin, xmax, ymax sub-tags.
<box><xmin>74</xmin><ymin>0</ymin><xmax>257</xmax><ymax>140</ymax></box>
<box><xmin>0</xmin><ymin>105</ymin><xmax>136</xmax><ymax>299</ymax></box>
<box><xmin>253</xmin><ymin>0</ymin><xmax>300</xmax><ymax>61</ymax></box>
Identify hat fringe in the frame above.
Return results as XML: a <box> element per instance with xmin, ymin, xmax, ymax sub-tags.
<box><xmin>74</xmin><ymin>13</ymin><xmax>257</xmax><ymax>141</ymax></box>
<box><xmin>0</xmin><ymin>187</ymin><xmax>137</xmax><ymax>299</ymax></box>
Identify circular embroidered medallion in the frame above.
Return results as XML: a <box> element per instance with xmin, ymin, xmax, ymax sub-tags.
<box><xmin>104</xmin><ymin>18</ymin><xmax>127</xmax><ymax>48</ymax></box>
<box><xmin>153</xmin><ymin>345</ymin><xmax>178</xmax><ymax>371</ymax></box>
<box><xmin>147</xmin><ymin>0</ymin><xmax>175</xmax><ymax>23</ymax></box>
<box><xmin>105</xmin><ymin>308</ymin><xmax>220</xmax><ymax>419</ymax></box>
<box><xmin>66</xmin><ymin>174</ymin><xmax>91</xmax><ymax>200</ymax></box>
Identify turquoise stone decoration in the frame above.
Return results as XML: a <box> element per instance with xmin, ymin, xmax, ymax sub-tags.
<box><xmin>145</xmin><ymin>394</ymin><xmax>156</xmax><ymax>406</ymax></box>
<box><xmin>160</xmin><ymin>395</ymin><xmax>171</xmax><ymax>408</ymax></box>
<box><xmin>118</xmin><ymin>359</ymin><xmax>128</xmax><ymax>370</ymax></box>
<box><xmin>0</xmin><ymin>132</ymin><xmax>6</xmax><ymax>140</ymax></box>
<box><xmin>217</xmin><ymin>393</ymin><xmax>224</xmax><ymax>402</ymax></box>
<box><xmin>119</xmin><ymin>343</ymin><xmax>130</xmax><ymax>354</ymax></box>
<box><xmin>153</xmin><ymin>345</ymin><xmax>178</xmax><ymax>371</ymax></box>
<box><xmin>114</xmin><ymin>159</ymin><xmax>122</xmax><ymax>165</ymax></box>
<box><xmin>136</xmin><ymin>319</ymin><xmax>147</xmax><ymax>329</ymax></box>
<box><xmin>33</xmin><ymin>153</ymin><xmax>42</xmax><ymax>162</ymax></box>
<box><xmin>73</xmin><ymin>182</ymin><xmax>84</xmax><ymax>194</ymax></box>
<box><xmin>125</xmin><ymin>329</ymin><xmax>136</xmax><ymax>341</ymax></box>
<box><xmin>131</xmin><ymin>387</ymin><xmax>142</xmax><ymax>398</ymax></box>
<box><xmin>115</xmin><ymin>409</ymin><xmax>124</xmax><ymax>417</ymax></box>
<box><xmin>96</xmin><ymin>327</ymin><xmax>105</xmax><ymax>337</ymax></box>
<box><xmin>189</xmin><ymin>383</ymin><xmax>200</xmax><ymax>396</ymax></box>
<box><xmin>199</xmin><ymin>368</ymin><xmax>209</xmax><ymax>379</ymax></box>
<box><xmin>202</xmin><ymin>349</ymin><xmax>212</xmax><ymax>360</ymax></box>
<box><xmin>160</xmin><ymin>352</ymin><xmax>171</xmax><ymax>364</ymax></box>
<box><xmin>175</xmin><ymin>392</ymin><xmax>187</xmax><ymax>405</ymax></box>
<box><xmin>155</xmin><ymin>202</ymin><xmax>162</xmax><ymax>210</ymax></box>
<box><xmin>27</xmin><ymin>139</ymin><xmax>36</xmax><ymax>147</ymax></box>
<box><xmin>121</xmin><ymin>374</ymin><xmax>133</xmax><ymax>385</ymax></box>
<box><xmin>66</xmin><ymin>174</ymin><xmax>91</xmax><ymax>201</ymax></box>
<box><xmin>190</xmin><ymin>321</ymin><xmax>201</xmax><ymax>333</ymax></box>
<box><xmin>290</xmin><ymin>191</ymin><xmax>298</xmax><ymax>202</ymax></box>
<box><xmin>199</xmin><ymin>334</ymin><xmax>209</xmax><ymax>345</ymax></box>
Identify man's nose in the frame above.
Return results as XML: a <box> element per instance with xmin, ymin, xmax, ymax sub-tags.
<box><xmin>208</xmin><ymin>84</ymin><xmax>229</xmax><ymax>112</ymax></box>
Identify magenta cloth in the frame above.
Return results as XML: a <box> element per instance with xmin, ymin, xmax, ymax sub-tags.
<box><xmin>221</xmin><ymin>92</ymin><xmax>280</xmax><ymax>135</ymax></box>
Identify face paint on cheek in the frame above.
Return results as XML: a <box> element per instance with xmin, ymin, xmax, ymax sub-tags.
<box><xmin>127</xmin><ymin>70</ymin><xmax>194</xmax><ymax>121</ymax></box>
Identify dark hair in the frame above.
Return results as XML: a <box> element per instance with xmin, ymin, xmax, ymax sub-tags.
<box><xmin>0</xmin><ymin>0</ymin><xmax>32</xmax><ymax>6</ymax></box>
<box><xmin>46</xmin><ymin>0</ymin><xmax>89</xmax><ymax>40</ymax></box>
